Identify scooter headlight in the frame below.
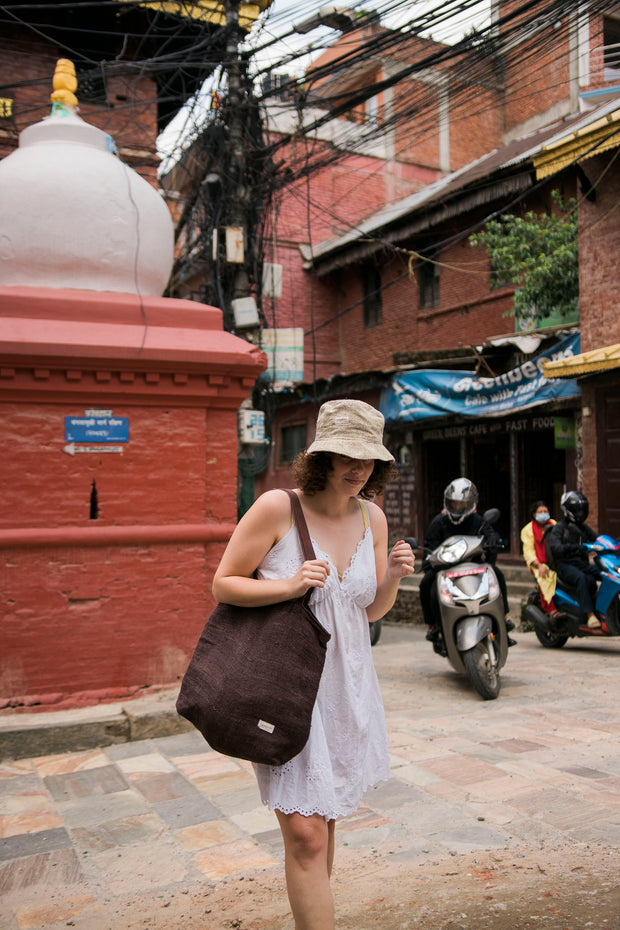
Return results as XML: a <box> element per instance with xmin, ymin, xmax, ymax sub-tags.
<box><xmin>437</xmin><ymin>538</ymin><xmax>468</xmax><ymax>564</ymax></box>
<box><xmin>488</xmin><ymin>572</ymin><xmax>500</xmax><ymax>600</ymax></box>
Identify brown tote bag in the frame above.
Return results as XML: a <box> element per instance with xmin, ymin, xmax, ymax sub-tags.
<box><xmin>176</xmin><ymin>489</ymin><xmax>331</xmax><ymax>766</ymax></box>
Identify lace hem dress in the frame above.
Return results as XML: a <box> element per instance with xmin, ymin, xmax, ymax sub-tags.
<box><xmin>253</xmin><ymin>499</ymin><xmax>390</xmax><ymax>821</ymax></box>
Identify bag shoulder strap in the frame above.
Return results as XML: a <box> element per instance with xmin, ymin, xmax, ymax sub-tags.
<box><xmin>285</xmin><ymin>489</ymin><xmax>316</xmax><ymax>562</ymax></box>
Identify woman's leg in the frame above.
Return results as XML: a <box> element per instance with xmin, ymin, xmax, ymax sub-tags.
<box><xmin>327</xmin><ymin>818</ymin><xmax>335</xmax><ymax>877</ymax></box>
<box><xmin>275</xmin><ymin>810</ymin><xmax>335</xmax><ymax>930</ymax></box>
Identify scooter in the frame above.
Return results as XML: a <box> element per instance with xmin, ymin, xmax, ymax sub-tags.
<box><xmin>524</xmin><ymin>534</ymin><xmax>620</xmax><ymax>648</ymax></box>
<box><xmin>408</xmin><ymin>509</ymin><xmax>508</xmax><ymax>700</ymax></box>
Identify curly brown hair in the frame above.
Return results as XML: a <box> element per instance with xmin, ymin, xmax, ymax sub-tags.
<box><xmin>292</xmin><ymin>451</ymin><xmax>397</xmax><ymax>499</ymax></box>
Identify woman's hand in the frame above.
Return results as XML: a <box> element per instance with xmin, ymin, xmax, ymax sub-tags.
<box><xmin>386</xmin><ymin>540</ymin><xmax>415</xmax><ymax>580</ymax></box>
<box><xmin>290</xmin><ymin>559</ymin><xmax>330</xmax><ymax>597</ymax></box>
<box><xmin>538</xmin><ymin>563</ymin><xmax>549</xmax><ymax>578</ymax></box>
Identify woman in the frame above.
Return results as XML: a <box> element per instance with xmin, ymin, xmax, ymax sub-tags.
<box><xmin>520</xmin><ymin>500</ymin><xmax>558</xmax><ymax>615</ymax></box>
<box><xmin>212</xmin><ymin>399</ymin><xmax>415</xmax><ymax>930</ymax></box>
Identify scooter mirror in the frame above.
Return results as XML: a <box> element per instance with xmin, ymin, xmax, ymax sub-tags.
<box><xmin>482</xmin><ymin>508</ymin><xmax>500</xmax><ymax>525</ymax></box>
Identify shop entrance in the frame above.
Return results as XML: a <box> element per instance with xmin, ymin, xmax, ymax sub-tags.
<box><xmin>417</xmin><ymin>417</ymin><xmax>572</xmax><ymax>556</ymax></box>
<box><xmin>422</xmin><ymin>439</ymin><xmax>462</xmax><ymax>533</ymax></box>
<box><xmin>596</xmin><ymin>387</ymin><xmax>620</xmax><ymax>537</ymax></box>
<box><xmin>517</xmin><ymin>429</ymin><xmax>567</xmax><ymax>530</ymax></box>
<box><xmin>469</xmin><ymin>434</ymin><xmax>511</xmax><ymax>546</ymax></box>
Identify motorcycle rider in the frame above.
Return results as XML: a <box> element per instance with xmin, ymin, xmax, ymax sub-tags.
<box><xmin>546</xmin><ymin>491</ymin><xmax>602</xmax><ymax>629</ymax></box>
<box><xmin>419</xmin><ymin>478</ymin><xmax>516</xmax><ymax>646</ymax></box>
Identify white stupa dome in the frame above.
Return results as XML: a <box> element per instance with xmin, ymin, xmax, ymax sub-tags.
<box><xmin>0</xmin><ymin>60</ymin><xmax>174</xmax><ymax>296</ymax></box>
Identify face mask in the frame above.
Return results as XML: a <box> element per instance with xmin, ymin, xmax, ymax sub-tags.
<box><xmin>535</xmin><ymin>512</ymin><xmax>551</xmax><ymax>524</ymax></box>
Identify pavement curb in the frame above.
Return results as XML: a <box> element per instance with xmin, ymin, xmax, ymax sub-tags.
<box><xmin>0</xmin><ymin>689</ymin><xmax>193</xmax><ymax>761</ymax></box>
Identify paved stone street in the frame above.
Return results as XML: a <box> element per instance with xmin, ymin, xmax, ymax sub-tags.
<box><xmin>1</xmin><ymin>625</ymin><xmax>619</xmax><ymax>929</ymax></box>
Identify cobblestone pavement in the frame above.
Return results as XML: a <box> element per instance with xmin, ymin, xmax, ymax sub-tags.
<box><xmin>1</xmin><ymin>625</ymin><xmax>619</xmax><ymax>929</ymax></box>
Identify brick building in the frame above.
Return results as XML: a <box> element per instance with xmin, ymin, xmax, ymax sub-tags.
<box><xmin>542</xmin><ymin>117</ymin><xmax>620</xmax><ymax>536</ymax></box>
<box><xmin>253</xmin><ymin>1</ymin><xmax>620</xmax><ymax>553</ymax></box>
<box><xmin>152</xmin><ymin>3</ymin><xmax>619</xmax><ymax>548</ymax></box>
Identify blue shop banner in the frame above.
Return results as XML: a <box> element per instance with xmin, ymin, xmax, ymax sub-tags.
<box><xmin>381</xmin><ymin>334</ymin><xmax>580</xmax><ymax>424</ymax></box>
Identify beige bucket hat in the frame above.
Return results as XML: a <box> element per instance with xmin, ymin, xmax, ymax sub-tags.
<box><xmin>306</xmin><ymin>399</ymin><xmax>394</xmax><ymax>462</ymax></box>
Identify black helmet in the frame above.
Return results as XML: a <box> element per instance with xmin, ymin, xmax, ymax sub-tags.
<box><xmin>561</xmin><ymin>490</ymin><xmax>589</xmax><ymax>524</ymax></box>
<box><xmin>444</xmin><ymin>478</ymin><xmax>479</xmax><ymax>525</ymax></box>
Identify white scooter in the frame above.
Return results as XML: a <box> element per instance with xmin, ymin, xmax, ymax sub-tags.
<box><xmin>410</xmin><ymin>509</ymin><xmax>509</xmax><ymax>700</ymax></box>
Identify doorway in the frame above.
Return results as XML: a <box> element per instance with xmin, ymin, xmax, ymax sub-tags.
<box><xmin>422</xmin><ymin>439</ymin><xmax>462</xmax><ymax>532</ymax></box>
<box><xmin>469</xmin><ymin>434</ymin><xmax>511</xmax><ymax>545</ymax></box>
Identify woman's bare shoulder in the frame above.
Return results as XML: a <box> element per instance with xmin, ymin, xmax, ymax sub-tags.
<box><xmin>253</xmin><ymin>487</ymin><xmax>295</xmax><ymax>511</ymax></box>
<box><xmin>244</xmin><ymin>488</ymin><xmax>296</xmax><ymax>529</ymax></box>
<box><xmin>363</xmin><ymin>498</ymin><xmax>388</xmax><ymax>530</ymax></box>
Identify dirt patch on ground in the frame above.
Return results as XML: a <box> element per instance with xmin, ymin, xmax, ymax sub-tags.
<box><xmin>114</xmin><ymin>843</ymin><xmax>618</xmax><ymax>929</ymax></box>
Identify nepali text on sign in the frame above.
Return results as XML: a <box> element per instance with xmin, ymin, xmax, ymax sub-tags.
<box><xmin>65</xmin><ymin>416</ymin><xmax>129</xmax><ymax>443</ymax></box>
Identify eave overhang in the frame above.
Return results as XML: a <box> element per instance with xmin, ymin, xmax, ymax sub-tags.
<box><xmin>533</xmin><ymin>106</ymin><xmax>620</xmax><ymax>180</ymax></box>
<box><xmin>543</xmin><ymin>343</ymin><xmax>620</xmax><ymax>379</ymax></box>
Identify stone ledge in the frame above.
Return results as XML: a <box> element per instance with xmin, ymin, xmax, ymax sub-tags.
<box><xmin>0</xmin><ymin>691</ymin><xmax>192</xmax><ymax>761</ymax></box>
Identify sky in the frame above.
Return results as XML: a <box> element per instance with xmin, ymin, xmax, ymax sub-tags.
<box><xmin>157</xmin><ymin>0</ymin><xmax>492</xmax><ymax>168</ymax></box>
<box><xmin>247</xmin><ymin>0</ymin><xmax>492</xmax><ymax>76</ymax></box>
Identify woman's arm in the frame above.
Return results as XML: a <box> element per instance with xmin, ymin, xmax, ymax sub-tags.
<box><xmin>520</xmin><ymin>522</ymin><xmax>537</xmax><ymax>568</ymax></box>
<box><xmin>212</xmin><ymin>489</ymin><xmax>330</xmax><ymax>607</ymax></box>
<box><xmin>366</xmin><ymin>503</ymin><xmax>415</xmax><ymax>622</ymax></box>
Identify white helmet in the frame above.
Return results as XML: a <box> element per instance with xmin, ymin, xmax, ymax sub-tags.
<box><xmin>444</xmin><ymin>478</ymin><xmax>479</xmax><ymax>525</ymax></box>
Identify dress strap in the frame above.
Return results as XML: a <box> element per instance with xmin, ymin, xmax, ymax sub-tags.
<box><xmin>358</xmin><ymin>499</ymin><xmax>370</xmax><ymax>530</ymax></box>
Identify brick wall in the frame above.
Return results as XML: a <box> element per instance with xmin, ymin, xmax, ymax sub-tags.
<box><xmin>0</xmin><ymin>26</ymin><xmax>160</xmax><ymax>183</ymax></box>
<box><xmin>578</xmin><ymin>152</ymin><xmax>620</xmax><ymax>353</ymax></box>
<box><xmin>503</xmin><ymin>32</ymin><xmax>571</xmax><ymax>131</ymax></box>
<box><xmin>576</xmin><ymin>151</ymin><xmax>620</xmax><ymax>527</ymax></box>
<box><xmin>0</xmin><ymin>403</ymin><xmax>240</xmax><ymax>708</ymax></box>
<box><xmin>0</xmin><ymin>405</ymin><xmax>210</xmax><ymax>527</ymax></box>
<box><xmin>1</xmin><ymin>542</ymin><xmax>212</xmax><ymax>708</ymax></box>
<box><xmin>579</xmin><ymin>384</ymin><xmax>598</xmax><ymax>528</ymax></box>
<box><xmin>263</xmin><ymin>138</ymin><xmax>441</xmax><ymax>383</ymax></box>
<box><xmin>333</xmin><ymin>235</ymin><xmax>515</xmax><ymax>373</ymax></box>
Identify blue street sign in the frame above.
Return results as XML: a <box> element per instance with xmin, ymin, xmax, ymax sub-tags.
<box><xmin>65</xmin><ymin>416</ymin><xmax>129</xmax><ymax>443</ymax></box>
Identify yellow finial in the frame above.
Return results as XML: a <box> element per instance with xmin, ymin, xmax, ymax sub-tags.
<box><xmin>51</xmin><ymin>59</ymin><xmax>78</xmax><ymax>109</ymax></box>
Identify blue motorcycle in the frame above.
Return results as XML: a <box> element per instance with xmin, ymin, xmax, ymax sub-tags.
<box><xmin>525</xmin><ymin>534</ymin><xmax>620</xmax><ymax>648</ymax></box>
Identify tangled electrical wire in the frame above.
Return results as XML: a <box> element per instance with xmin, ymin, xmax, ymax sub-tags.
<box><xmin>1</xmin><ymin>0</ymin><xmax>616</xmax><ymax>336</ymax></box>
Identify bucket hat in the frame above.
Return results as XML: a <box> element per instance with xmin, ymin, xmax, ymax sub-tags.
<box><xmin>306</xmin><ymin>399</ymin><xmax>394</xmax><ymax>462</ymax></box>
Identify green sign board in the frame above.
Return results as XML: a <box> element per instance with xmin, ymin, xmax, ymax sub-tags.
<box><xmin>554</xmin><ymin>416</ymin><xmax>576</xmax><ymax>449</ymax></box>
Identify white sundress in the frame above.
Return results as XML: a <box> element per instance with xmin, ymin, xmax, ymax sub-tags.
<box><xmin>253</xmin><ymin>499</ymin><xmax>390</xmax><ymax>821</ymax></box>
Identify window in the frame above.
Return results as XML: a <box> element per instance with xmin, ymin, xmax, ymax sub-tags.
<box><xmin>76</xmin><ymin>67</ymin><xmax>108</xmax><ymax>105</ymax></box>
<box><xmin>362</xmin><ymin>263</ymin><xmax>382</xmax><ymax>328</ymax></box>
<box><xmin>0</xmin><ymin>97</ymin><xmax>13</xmax><ymax>119</ymax></box>
<box><xmin>418</xmin><ymin>253</ymin><xmax>440</xmax><ymax>309</ymax></box>
<box><xmin>279</xmin><ymin>423</ymin><xmax>307</xmax><ymax>465</ymax></box>
<box><xmin>603</xmin><ymin>17</ymin><xmax>620</xmax><ymax>78</ymax></box>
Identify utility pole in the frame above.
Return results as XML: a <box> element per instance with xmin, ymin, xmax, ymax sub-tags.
<box><xmin>223</xmin><ymin>0</ymin><xmax>256</xmax><ymax>333</ymax></box>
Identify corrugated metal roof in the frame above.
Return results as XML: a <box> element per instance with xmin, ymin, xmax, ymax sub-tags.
<box><xmin>533</xmin><ymin>105</ymin><xmax>620</xmax><ymax>179</ymax></box>
<box><xmin>543</xmin><ymin>343</ymin><xmax>620</xmax><ymax>379</ymax></box>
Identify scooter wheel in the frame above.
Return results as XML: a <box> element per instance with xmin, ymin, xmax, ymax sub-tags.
<box><xmin>462</xmin><ymin>638</ymin><xmax>500</xmax><ymax>700</ymax></box>
<box><xmin>534</xmin><ymin>626</ymin><xmax>568</xmax><ymax>648</ymax></box>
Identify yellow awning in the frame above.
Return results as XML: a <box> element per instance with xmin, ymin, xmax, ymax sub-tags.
<box><xmin>534</xmin><ymin>108</ymin><xmax>620</xmax><ymax>180</ymax></box>
<box><xmin>113</xmin><ymin>0</ymin><xmax>272</xmax><ymax>30</ymax></box>
<box><xmin>543</xmin><ymin>343</ymin><xmax>620</xmax><ymax>379</ymax></box>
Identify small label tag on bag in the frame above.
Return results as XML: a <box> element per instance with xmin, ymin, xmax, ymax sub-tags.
<box><xmin>257</xmin><ymin>719</ymin><xmax>275</xmax><ymax>733</ymax></box>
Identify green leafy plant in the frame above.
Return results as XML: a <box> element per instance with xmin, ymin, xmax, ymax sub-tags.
<box><xmin>469</xmin><ymin>190</ymin><xmax>579</xmax><ymax>328</ymax></box>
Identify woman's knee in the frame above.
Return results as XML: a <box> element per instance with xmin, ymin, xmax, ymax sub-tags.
<box><xmin>277</xmin><ymin>812</ymin><xmax>329</xmax><ymax>865</ymax></box>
